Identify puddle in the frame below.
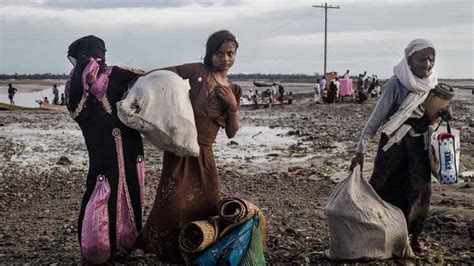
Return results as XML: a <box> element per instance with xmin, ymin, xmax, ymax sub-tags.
<box><xmin>214</xmin><ymin>126</ymin><xmax>302</xmax><ymax>165</ymax></box>
<box><xmin>1</xmin><ymin>122</ymin><xmax>87</xmax><ymax>167</ymax></box>
<box><xmin>1</xmin><ymin>124</ymin><xmax>304</xmax><ymax>171</ymax></box>
<box><xmin>2</xmin><ymin>121</ymin><xmax>358</xmax><ymax>174</ymax></box>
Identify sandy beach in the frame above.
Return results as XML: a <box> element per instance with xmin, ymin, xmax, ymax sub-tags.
<box><xmin>0</xmin><ymin>80</ymin><xmax>473</xmax><ymax>264</ymax></box>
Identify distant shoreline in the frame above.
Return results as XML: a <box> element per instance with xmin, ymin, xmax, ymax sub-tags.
<box><xmin>1</xmin><ymin>78</ymin><xmax>472</xmax><ymax>93</ymax></box>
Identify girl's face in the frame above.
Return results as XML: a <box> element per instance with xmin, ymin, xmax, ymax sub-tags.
<box><xmin>408</xmin><ymin>47</ymin><xmax>435</xmax><ymax>79</ymax></box>
<box><xmin>211</xmin><ymin>41</ymin><xmax>236</xmax><ymax>72</ymax></box>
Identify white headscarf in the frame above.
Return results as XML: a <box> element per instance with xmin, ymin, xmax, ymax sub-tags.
<box><xmin>380</xmin><ymin>38</ymin><xmax>438</xmax><ymax>151</ymax></box>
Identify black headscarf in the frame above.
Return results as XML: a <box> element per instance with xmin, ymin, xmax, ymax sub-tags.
<box><xmin>67</xmin><ymin>35</ymin><xmax>107</xmax><ymax>112</ymax></box>
<box><xmin>68</xmin><ymin>35</ymin><xmax>106</xmax><ymax>62</ymax></box>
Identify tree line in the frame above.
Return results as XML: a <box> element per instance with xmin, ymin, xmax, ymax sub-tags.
<box><xmin>0</xmin><ymin>73</ymin><xmax>69</xmax><ymax>80</ymax></box>
<box><xmin>229</xmin><ymin>73</ymin><xmax>320</xmax><ymax>83</ymax></box>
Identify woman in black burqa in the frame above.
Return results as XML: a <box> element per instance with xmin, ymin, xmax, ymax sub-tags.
<box><xmin>66</xmin><ymin>35</ymin><xmax>145</xmax><ymax>263</ymax></box>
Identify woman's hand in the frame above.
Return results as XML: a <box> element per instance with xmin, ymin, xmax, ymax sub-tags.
<box><xmin>438</xmin><ymin>105</ymin><xmax>453</xmax><ymax>121</ymax></box>
<box><xmin>216</xmin><ymin>86</ymin><xmax>238</xmax><ymax>112</ymax></box>
<box><xmin>349</xmin><ymin>152</ymin><xmax>364</xmax><ymax>171</ymax></box>
<box><xmin>86</xmin><ymin>67</ymin><xmax>99</xmax><ymax>84</ymax></box>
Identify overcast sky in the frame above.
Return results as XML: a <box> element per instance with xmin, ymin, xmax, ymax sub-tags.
<box><xmin>0</xmin><ymin>0</ymin><xmax>473</xmax><ymax>78</ymax></box>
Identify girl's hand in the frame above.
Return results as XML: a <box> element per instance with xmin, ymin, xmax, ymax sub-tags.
<box><xmin>216</xmin><ymin>86</ymin><xmax>238</xmax><ymax>112</ymax></box>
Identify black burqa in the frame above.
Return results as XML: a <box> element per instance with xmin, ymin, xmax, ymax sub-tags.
<box><xmin>67</xmin><ymin>35</ymin><xmax>144</xmax><ymax>256</ymax></box>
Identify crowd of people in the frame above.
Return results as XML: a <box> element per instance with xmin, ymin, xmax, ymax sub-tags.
<box><xmin>246</xmin><ymin>83</ymin><xmax>293</xmax><ymax>109</ymax></box>
<box><xmin>5</xmin><ymin>83</ymin><xmax>66</xmax><ymax>106</ymax></box>
<box><xmin>313</xmin><ymin>70</ymin><xmax>381</xmax><ymax>104</ymax></box>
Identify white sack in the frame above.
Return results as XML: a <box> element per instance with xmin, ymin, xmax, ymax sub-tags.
<box><xmin>325</xmin><ymin>166</ymin><xmax>413</xmax><ymax>260</ymax></box>
<box><xmin>117</xmin><ymin>70</ymin><xmax>199</xmax><ymax>157</ymax></box>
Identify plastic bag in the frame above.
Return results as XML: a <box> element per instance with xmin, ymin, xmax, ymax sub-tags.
<box><xmin>117</xmin><ymin>70</ymin><xmax>199</xmax><ymax>157</ymax></box>
<box><xmin>325</xmin><ymin>166</ymin><xmax>413</xmax><ymax>260</ymax></box>
<box><xmin>429</xmin><ymin>123</ymin><xmax>460</xmax><ymax>184</ymax></box>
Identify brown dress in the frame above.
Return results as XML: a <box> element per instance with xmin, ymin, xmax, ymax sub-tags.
<box><xmin>135</xmin><ymin>63</ymin><xmax>241</xmax><ymax>263</ymax></box>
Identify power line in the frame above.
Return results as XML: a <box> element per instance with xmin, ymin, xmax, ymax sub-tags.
<box><xmin>312</xmin><ymin>3</ymin><xmax>340</xmax><ymax>75</ymax></box>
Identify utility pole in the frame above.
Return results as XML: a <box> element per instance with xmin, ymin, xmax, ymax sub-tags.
<box><xmin>312</xmin><ymin>3</ymin><xmax>340</xmax><ymax>75</ymax></box>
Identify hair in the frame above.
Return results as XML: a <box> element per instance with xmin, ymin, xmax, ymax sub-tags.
<box><xmin>8</xmin><ymin>83</ymin><xmax>12</xmax><ymax>86</ymax></box>
<box><xmin>203</xmin><ymin>30</ymin><xmax>239</xmax><ymax>70</ymax></box>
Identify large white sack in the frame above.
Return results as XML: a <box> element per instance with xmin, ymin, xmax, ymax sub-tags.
<box><xmin>117</xmin><ymin>70</ymin><xmax>199</xmax><ymax>157</ymax></box>
<box><xmin>325</xmin><ymin>166</ymin><xmax>413</xmax><ymax>260</ymax></box>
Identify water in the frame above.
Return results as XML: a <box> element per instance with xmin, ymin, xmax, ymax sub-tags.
<box><xmin>0</xmin><ymin>85</ymin><xmax>66</xmax><ymax>107</ymax></box>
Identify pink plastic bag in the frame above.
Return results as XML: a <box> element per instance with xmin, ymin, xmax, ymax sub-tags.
<box><xmin>340</xmin><ymin>79</ymin><xmax>353</xmax><ymax>96</ymax></box>
<box><xmin>81</xmin><ymin>175</ymin><xmax>111</xmax><ymax>264</ymax></box>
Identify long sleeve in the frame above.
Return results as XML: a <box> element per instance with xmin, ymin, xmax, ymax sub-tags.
<box><xmin>111</xmin><ymin>66</ymin><xmax>144</xmax><ymax>95</ymax></box>
<box><xmin>356</xmin><ymin>77</ymin><xmax>402</xmax><ymax>153</ymax></box>
<box><xmin>224</xmin><ymin>84</ymin><xmax>242</xmax><ymax>138</ymax></box>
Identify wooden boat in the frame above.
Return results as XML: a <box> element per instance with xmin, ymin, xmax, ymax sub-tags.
<box><xmin>253</xmin><ymin>81</ymin><xmax>280</xmax><ymax>87</ymax></box>
<box><xmin>240</xmin><ymin>102</ymin><xmax>283</xmax><ymax>110</ymax></box>
<box><xmin>0</xmin><ymin>102</ymin><xmax>39</xmax><ymax>111</ymax></box>
<box><xmin>39</xmin><ymin>103</ymin><xmax>68</xmax><ymax>112</ymax></box>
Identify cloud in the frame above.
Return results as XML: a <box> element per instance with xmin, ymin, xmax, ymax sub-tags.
<box><xmin>0</xmin><ymin>0</ymin><xmax>237</xmax><ymax>9</ymax></box>
<box><xmin>0</xmin><ymin>0</ymin><xmax>472</xmax><ymax>78</ymax></box>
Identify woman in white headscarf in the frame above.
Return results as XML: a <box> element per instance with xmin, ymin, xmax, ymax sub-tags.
<box><xmin>349</xmin><ymin>39</ymin><xmax>451</xmax><ymax>253</ymax></box>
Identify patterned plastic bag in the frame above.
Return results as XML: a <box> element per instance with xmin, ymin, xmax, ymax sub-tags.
<box><xmin>429</xmin><ymin>122</ymin><xmax>460</xmax><ymax>184</ymax></box>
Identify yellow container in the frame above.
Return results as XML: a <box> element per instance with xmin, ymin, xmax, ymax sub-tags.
<box><xmin>424</xmin><ymin>83</ymin><xmax>454</xmax><ymax>123</ymax></box>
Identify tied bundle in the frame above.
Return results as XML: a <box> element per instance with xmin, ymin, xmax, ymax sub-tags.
<box><xmin>179</xmin><ymin>197</ymin><xmax>266</xmax><ymax>254</ymax></box>
<box><xmin>179</xmin><ymin>218</ymin><xmax>220</xmax><ymax>254</ymax></box>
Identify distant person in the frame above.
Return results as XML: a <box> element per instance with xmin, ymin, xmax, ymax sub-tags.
<box><xmin>60</xmin><ymin>93</ymin><xmax>65</xmax><ymax>105</ymax></box>
<box><xmin>314</xmin><ymin>78</ymin><xmax>321</xmax><ymax>102</ymax></box>
<box><xmin>350</xmin><ymin>39</ymin><xmax>450</xmax><ymax>254</ymax></box>
<box><xmin>252</xmin><ymin>89</ymin><xmax>259</xmax><ymax>109</ymax></box>
<box><xmin>287</xmin><ymin>91</ymin><xmax>294</xmax><ymax>104</ymax></box>
<box><xmin>271</xmin><ymin>84</ymin><xmax>278</xmax><ymax>102</ymax></box>
<box><xmin>319</xmin><ymin>76</ymin><xmax>327</xmax><ymax>96</ymax></box>
<box><xmin>368</xmin><ymin>75</ymin><xmax>376</xmax><ymax>94</ymax></box>
<box><xmin>327</xmin><ymin>81</ymin><xmax>337</xmax><ymax>103</ymax></box>
<box><xmin>343</xmin><ymin>69</ymin><xmax>350</xmax><ymax>79</ymax></box>
<box><xmin>278</xmin><ymin>84</ymin><xmax>285</xmax><ymax>103</ymax></box>
<box><xmin>364</xmin><ymin>77</ymin><xmax>371</xmax><ymax>92</ymax></box>
<box><xmin>52</xmin><ymin>84</ymin><xmax>59</xmax><ymax>105</ymax></box>
<box><xmin>266</xmin><ymin>88</ymin><xmax>273</xmax><ymax>108</ymax></box>
<box><xmin>357</xmin><ymin>74</ymin><xmax>364</xmax><ymax>92</ymax></box>
<box><xmin>248</xmin><ymin>88</ymin><xmax>253</xmax><ymax>102</ymax></box>
<box><xmin>334</xmin><ymin>77</ymin><xmax>341</xmax><ymax>101</ymax></box>
<box><xmin>8</xmin><ymin>83</ymin><xmax>18</xmax><ymax>105</ymax></box>
<box><xmin>322</xmin><ymin>87</ymin><xmax>328</xmax><ymax>103</ymax></box>
<box><xmin>43</xmin><ymin>97</ymin><xmax>50</xmax><ymax>105</ymax></box>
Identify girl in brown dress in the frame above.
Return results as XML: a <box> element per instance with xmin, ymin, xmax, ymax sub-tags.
<box><xmin>135</xmin><ymin>30</ymin><xmax>242</xmax><ymax>263</ymax></box>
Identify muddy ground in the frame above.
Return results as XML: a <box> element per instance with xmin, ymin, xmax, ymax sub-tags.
<box><xmin>0</xmin><ymin>84</ymin><xmax>473</xmax><ymax>264</ymax></box>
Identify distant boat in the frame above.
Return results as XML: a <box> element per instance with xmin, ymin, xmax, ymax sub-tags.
<box><xmin>0</xmin><ymin>102</ymin><xmax>67</xmax><ymax>112</ymax></box>
<box><xmin>38</xmin><ymin>102</ymin><xmax>68</xmax><ymax>112</ymax></box>
<box><xmin>253</xmin><ymin>81</ymin><xmax>280</xmax><ymax>87</ymax></box>
<box><xmin>0</xmin><ymin>102</ymin><xmax>39</xmax><ymax>111</ymax></box>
